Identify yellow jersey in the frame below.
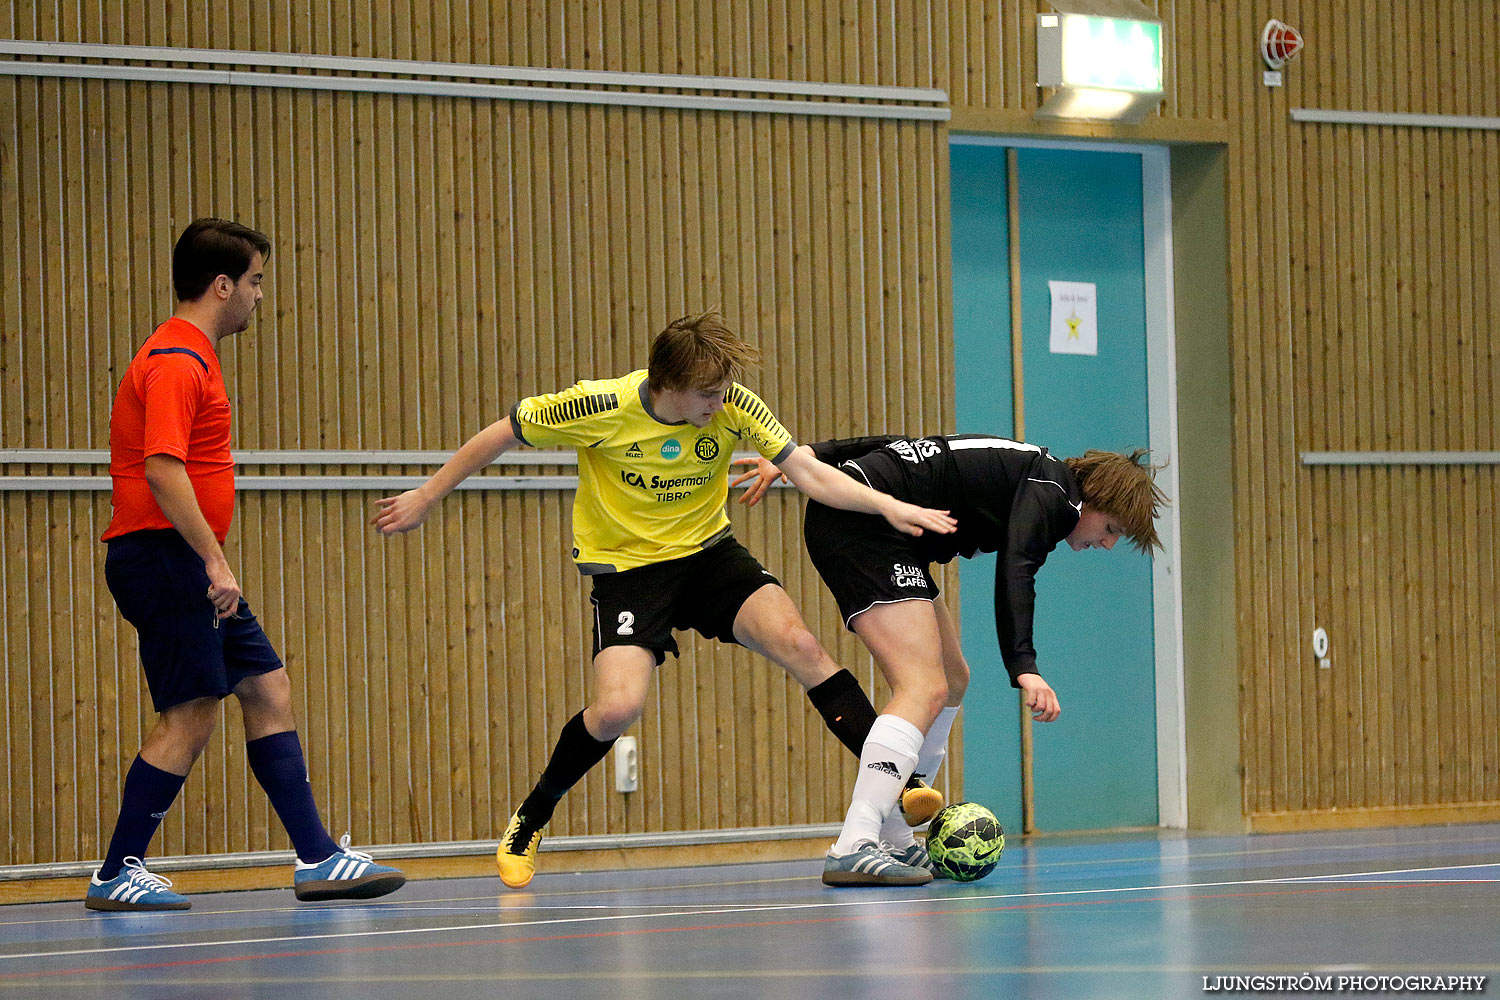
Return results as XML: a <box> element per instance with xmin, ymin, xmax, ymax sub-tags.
<box><xmin>509</xmin><ymin>370</ymin><xmax>795</xmax><ymax>573</ymax></box>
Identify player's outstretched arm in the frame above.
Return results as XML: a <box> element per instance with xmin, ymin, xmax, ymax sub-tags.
<box><xmin>1017</xmin><ymin>673</ymin><xmax>1061</xmax><ymax>722</ymax></box>
<box><xmin>372</xmin><ymin>416</ymin><xmax>522</xmax><ymax>535</ymax></box>
<box><xmin>729</xmin><ymin>455</ymin><xmax>788</xmax><ymax>506</ymax></box>
<box><xmin>774</xmin><ymin>446</ymin><xmax>957</xmax><ymax>537</ymax></box>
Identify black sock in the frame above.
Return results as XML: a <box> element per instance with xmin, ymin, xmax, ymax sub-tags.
<box><xmin>516</xmin><ymin>712</ymin><xmax>616</xmax><ymax>832</ymax></box>
<box><xmin>246</xmin><ymin>731</ymin><xmax>339</xmax><ymax>864</ymax></box>
<box><xmin>807</xmin><ymin>668</ymin><xmax>878</xmax><ymax>758</ymax></box>
<box><xmin>99</xmin><ymin>756</ymin><xmax>187</xmax><ymax>881</ymax></box>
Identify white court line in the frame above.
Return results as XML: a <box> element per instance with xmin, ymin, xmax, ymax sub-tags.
<box><xmin>1265</xmin><ymin>862</ymin><xmax>1500</xmax><ymax>883</ymax></box>
<box><xmin>4</xmin><ymin>861</ymin><xmax>1497</xmax><ymax>963</ymax></box>
<box><xmin>1291</xmin><ymin>879</ymin><xmax>1498</xmax><ymax>883</ymax></box>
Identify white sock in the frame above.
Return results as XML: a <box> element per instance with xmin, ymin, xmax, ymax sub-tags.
<box><xmin>914</xmin><ymin>705</ymin><xmax>958</xmax><ymax>786</ymax></box>
<box><xmin>831</xmin><ymin>715</ymin><xmax>924</xmax><ymax>856</ymax></box>
<box><xmin>879</xmin><ymin>706</ymin><xmax>959</xmax><ymax>848</ymax></box>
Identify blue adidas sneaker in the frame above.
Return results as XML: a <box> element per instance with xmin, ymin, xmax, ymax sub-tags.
<box><xmin>822</xmin><ymin>841</ymin><xmax>933</xmax><ymax>887</ymax></box>
<box><xmin>293</xmin><ymin>834</ymin><xmax>406</xmax><ymax>901</ymax></box>
<box><xmin>884</xmin><ymin>841</ymin><xmax>947</xmax><ymax>878</ymax></box>
<box><xmin>84</xmin><ymin>857</ymin><xmax>190</xmax><ymax>911</ymax></box>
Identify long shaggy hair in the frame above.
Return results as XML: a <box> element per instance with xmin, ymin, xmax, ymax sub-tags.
<box><xmin>1063</xmin><ymin>449</ymin><xmax>1169</xmax><ymax>553</ymax></box>
<box><xmin>647</xmin><ymin>310</ymin><xmax>760</xmax><ymax>392</ymax></box>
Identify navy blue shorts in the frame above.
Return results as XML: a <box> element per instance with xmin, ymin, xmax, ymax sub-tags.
<box><xmin>104</xmin><ymin>529</ymin><xmax>283</xmax><ymax>712</ymax></box>
<box><xmin>589</xmin><ymin>537</ymin><xmax>780</xmax><ymax>665</ymax></box>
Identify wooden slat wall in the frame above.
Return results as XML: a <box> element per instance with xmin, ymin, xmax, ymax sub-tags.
<box><xmin>0</xmin><ymin>2</ymin><xmax>960</xmax><ymax>867</ymax></box>
<box><xmin>10</xmin><ymin>0</ymin><xmax>1494</xmax><ymax>867</ymax></box>
<box><xmin>939</xmin><ymin>0</ymin><xmax>1500</xmax><ymax>825</ymax></box>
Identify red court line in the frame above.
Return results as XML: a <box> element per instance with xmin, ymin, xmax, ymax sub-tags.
<box><xmin>1</xmin><ymin>880</ymin><xmax>1478</xmax><ymax>981</ymax></box>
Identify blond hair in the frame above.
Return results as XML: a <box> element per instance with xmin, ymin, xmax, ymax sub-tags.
<box><xmin>1063</xmin><ymin>449</ymin><xmax>1168</xmax><ymax>553</ymax></box>
<box><xmin>647</xmin><ymin>310</ymin><xmax>760</xmax><ymax>392</ymax></box>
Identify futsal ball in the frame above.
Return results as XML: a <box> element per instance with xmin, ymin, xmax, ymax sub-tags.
<box><xmin>926</xmin><ymin>802</ymin><xmax>1005</xmax><ymax>882</ymax></box>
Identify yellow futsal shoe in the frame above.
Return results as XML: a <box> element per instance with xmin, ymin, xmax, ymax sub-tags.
<box><xmin>497</xmin><ymin>811</ymin><xmax>544</xmax><ymax>889</ymax></box>
<box><xmin>898</xmin><ymin>776</ymin><xmax>945</xmax><ymax>827</ymax></box>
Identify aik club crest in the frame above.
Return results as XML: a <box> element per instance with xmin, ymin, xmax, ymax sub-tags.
<box><xmin>694</xmin><ymin>436</ymin><xmax>720</xmax><ymax>461</ymax></box>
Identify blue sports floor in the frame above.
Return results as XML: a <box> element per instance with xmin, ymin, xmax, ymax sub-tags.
<box><xmin>1</xmin><ymin>824</ymin><xmax>1495</xmax><ymax>999</ymax></box>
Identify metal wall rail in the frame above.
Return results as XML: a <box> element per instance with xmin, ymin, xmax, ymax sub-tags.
<box><xmin>0</xmin><ymin>449</ymin><xmax>781</xmax><ymax>491</ymax></box>
<box><xmin>0</xmin><ymin>449</ymin><xmax>578</xmax><ymax>466</ymax></box>
<box><xmin>1301</xmin><ymin>451</ymin><xmax>1500</xmax><ymax>466</ymax></box>
<box><xmin>1291</xmin><ymin>108</ymin><xmax>1500</xmax><ymax>131</ymax></box>
<box><xmin>0</xmin><ymin>40</ymin><xmax>950</xmax><ymax>121</ymax></box>
<box><xmin>2</xmin><ymin>475</ymin><xmax>580</xmax><ymax>491</ymax></box>
<box><xmin>0</xmin><ymin>39</ymin><xmax>947</xmax><ymax>103</ymax></box>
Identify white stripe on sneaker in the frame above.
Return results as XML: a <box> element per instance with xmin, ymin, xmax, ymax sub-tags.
<box><xmin>329</xmin><ymin>858</ymin><xmax>351</xmax><ymax>880</ymax></box>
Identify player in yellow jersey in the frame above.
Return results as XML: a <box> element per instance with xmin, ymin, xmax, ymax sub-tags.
<box><xmin>372</xmin><ymin>311</ymin><xmax>956</xmax><ymax>888</ymax></box>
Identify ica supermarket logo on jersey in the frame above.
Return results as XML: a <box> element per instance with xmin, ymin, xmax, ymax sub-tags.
<box><xmin>693</xmin><ymin>436</ymin><xmax>719</xmax><ymax>461</ymax></box>
<box><xmin>660</xmin><ymin>439</ymin><xmax>682</xmax><ymax>460</ymax></box>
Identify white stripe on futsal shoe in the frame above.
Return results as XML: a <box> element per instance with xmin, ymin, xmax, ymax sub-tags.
<box><xmin>293</xmin><ymin>832</ymin><xmax>406</xmax><ymax>902</ymax></box>
<box><xmin>85</xmin><ymin>856</ymin><xmax>191</xmax><ymax>911</ymax></box>
<box><xmin>822</xmin><ymin>840</ymin><xmax>933</xmax><ymax>887</ymax></box>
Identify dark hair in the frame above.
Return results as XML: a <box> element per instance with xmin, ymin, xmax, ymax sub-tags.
<box><xmin>172</xmin><ymin>218</ymin><xmax>271</xmax><ymax>301</ymax></box>
<box><xmin>647</xmin><ymin>310</ymin><xmax>760</xmax><ymax>392</ymax></box>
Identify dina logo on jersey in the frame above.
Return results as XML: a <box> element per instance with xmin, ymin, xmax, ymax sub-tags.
<box><xmin>660</xmin><ymin>439</ymin><xmax>682</xmax><ymax>460</ymax></box>
<box><xmin>891</xmin><ymin>563</ymin><xmax>926</xmax><ymax>589</ymax></box>
<box><xmin>693</xmin><ymin>436</ymin><xmax>719</xmax><ymax>462</ymax></box>
<box><xmin>624</xmin><ymin>442</ymin><xmax>643</xmax><ymax>458</ymax></box>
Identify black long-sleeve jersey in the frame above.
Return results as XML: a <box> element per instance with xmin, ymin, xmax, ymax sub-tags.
<box><xmin>809</xmin><ymin>434</ymin><xmax>1083</xmax><ymax>682</ymax></box>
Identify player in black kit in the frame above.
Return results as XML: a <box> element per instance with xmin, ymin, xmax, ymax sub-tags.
<box><xmin>735</xmin><ymin>434</ymin><xmax>1166</xmax><ymax>885</ymax></box>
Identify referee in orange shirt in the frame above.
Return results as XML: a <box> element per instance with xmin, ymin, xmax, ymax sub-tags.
<box><xmin>86</xmin><ymin>219</ymin><xmax>403</xmax><ymax>911</ymax></box>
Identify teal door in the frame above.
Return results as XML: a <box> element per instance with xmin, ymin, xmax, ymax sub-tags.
<box><xmin>951</xmin><ymin>140</ymin><xmax>1159</xmax><ymax>833</ymax></box>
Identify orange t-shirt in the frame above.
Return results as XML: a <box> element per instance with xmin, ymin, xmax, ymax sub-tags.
<box><xmin>101</xmin><ymin>318</ymin><xmax>236</xmax><ymax>543</ymax></box>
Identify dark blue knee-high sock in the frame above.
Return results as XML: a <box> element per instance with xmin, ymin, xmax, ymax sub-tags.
<box><xmin>99</xmin><ymin>755</ymin><xmax>188</xmax><ymax>880</ymax></box>
<box><xmin>246</xmin><ymin>731</ymin><xmax>339</xmax><ymax>864</ymax></box>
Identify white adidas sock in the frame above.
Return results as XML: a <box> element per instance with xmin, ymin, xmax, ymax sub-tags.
<box><xmin>831</xmin><ymin>714</ymin><xmax>924</xmax><ymax>856</ymax></box>
<box><xmin>880</xmin><ymin>705</ymin><xmax>959</xmax><ymax>848</ymax></box>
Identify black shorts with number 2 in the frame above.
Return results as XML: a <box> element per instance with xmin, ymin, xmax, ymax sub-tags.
<box><xmin>589</xmin><ymin>537</ymin><xmax>779</xmax><ymax>665</ymax></box>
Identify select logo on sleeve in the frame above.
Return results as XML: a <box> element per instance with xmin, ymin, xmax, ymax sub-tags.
<box><xmin>660</xmin><ymin>439</ymin><xmax>682</xmax><ymax>460</ymax></box>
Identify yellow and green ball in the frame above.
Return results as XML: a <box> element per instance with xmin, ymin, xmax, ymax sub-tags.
<box><xmin>926</xmin><ymin>802</ymin><xmax>1005</xmax><ymax>882</ymax></box>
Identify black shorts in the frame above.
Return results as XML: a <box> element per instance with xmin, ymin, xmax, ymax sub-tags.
<box><xmin>803</xmin><ymin>500</ymin><xmax>939</xmax><ymax>629</ymax></box>
<box><xmin>589</xmin><ymin>537</ymin><xmax>780</xmax><ymax>665</ymax></box>
<box><xmin>104</xmin><ymin>529</ymin><xmax>284</xmax><ymax>712</ymax></box>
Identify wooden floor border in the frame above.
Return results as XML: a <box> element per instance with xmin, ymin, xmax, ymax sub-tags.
<box><xmin>0</xmin><ymin>835</ymin><xmax>836</xmax><ymax>906</ymax></box>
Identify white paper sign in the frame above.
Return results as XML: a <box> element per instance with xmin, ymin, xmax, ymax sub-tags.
<box><xmin>1048</xmin><ymin>280</ymin><xmax>1098</xmax><ymax>356</ymax></box>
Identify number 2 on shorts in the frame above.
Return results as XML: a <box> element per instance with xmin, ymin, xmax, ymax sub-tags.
<box><xmin>617</xmin><ymin>611</ymin><xmax>635</xmax><ymax>635</ymax></box>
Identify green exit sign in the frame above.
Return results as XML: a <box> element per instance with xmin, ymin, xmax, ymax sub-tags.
<box><xmin>1038</xmin><ymin>14</ymin><xmax>1164</xmax><ymax>94</ymax></box>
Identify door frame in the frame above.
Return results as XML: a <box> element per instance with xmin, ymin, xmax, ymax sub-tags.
<box><xmin>950</xmin><ymin>134</ymin><xmax>1187</xmax><ymax>828</ymax></box>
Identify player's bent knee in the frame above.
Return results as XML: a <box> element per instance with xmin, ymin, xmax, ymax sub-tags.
<box><xmin>236</xmin><ymin>669</ymin><xmax>292</xmax><ymax>712</ymax></box>
<box><xmin>781</xmin><ymin>624</ymin><xmax>827</xmax><ymax>670</ymax></box>
<box><xmin>159</xmin><ymin>699</ymin><xmax>220</xmax><ymax>757</ymax></box>
<box><xmin>587</xmin><ymin>701</ymin><xmax>643</xmax><ymax>741</ymax></box>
